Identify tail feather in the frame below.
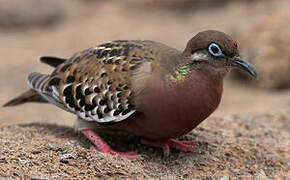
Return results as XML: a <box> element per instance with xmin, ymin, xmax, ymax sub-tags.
<box><xmin>28</xmin><ymin>72</ymin><xmax>50</xmax><ymax>90</ymax></box>
<box><xmin>3</xmin><ymin>89</ymin><xmax>46</xmax><ymax>107</ymax></box>
<box><xmin>4</xmin><ymin>56</ymin><xmax>65</xmax><ymax>107</ymax></box>
<box><xmin>40</xmin><ymin>56</ymin><xmax>66</xmax><ymax>67</ymax></box>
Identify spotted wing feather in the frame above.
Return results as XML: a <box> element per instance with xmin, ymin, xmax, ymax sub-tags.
<box><xmin>36</xmin><ymin>40</ymin><xmax>157</xmax><ymax>123</ymax></box>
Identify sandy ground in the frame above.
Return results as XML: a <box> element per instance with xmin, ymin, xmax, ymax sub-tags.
<box><xmin>0</xmin><ymin>0</ymin><xmax>289</xmax><ymax>179</ymax></box>
<box><xmin>0</xmin><ymin>111</ymin><xmax>289</xmax><ymax>179</ymax></box>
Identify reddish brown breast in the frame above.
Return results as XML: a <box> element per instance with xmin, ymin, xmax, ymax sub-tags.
<box><xmin>124</xmin><ymin>65</ymin><xmax>225</xmax><ymax>140</ymax></box>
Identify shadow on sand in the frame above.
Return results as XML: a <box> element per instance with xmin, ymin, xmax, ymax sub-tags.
<box><xmin>18</xmin><ymin>122</ymin><xmax>214</xmax><ymax>162</ymax></box>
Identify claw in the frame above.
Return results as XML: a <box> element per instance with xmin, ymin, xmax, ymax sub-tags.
<box><xmin>141</xmin><ymin>138</ymin><xmax>196</xmax><ymax>156</ymax></box>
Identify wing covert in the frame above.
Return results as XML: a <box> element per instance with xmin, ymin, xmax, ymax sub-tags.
<box><xmin>41</xmin><ymin>40</ymin><xmax>155</xmax><ymax>123</ymax></box>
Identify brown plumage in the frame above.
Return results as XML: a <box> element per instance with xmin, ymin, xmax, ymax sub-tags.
<box><xmin>4</xmin><ymin>30</ymin><xmax>258</xmax><ymax>158</ymax></box>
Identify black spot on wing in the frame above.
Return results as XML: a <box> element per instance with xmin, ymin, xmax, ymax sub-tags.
<box><xmin>49</xmin><ymin>77</ymin><xmax>61</xmax><ymax>86</ymax></box>
<box><xmin>94</xmin><ymin>49</ymin><xmax>102</xmax><ymax>58</ymax></box>
<box><xmin>66</xmin><ymin>76</ymin><xmax>75</xmax><ymax>84</ymax></box>
<box><xmin>100</xmin><ymin>72</ymin><xmax>107</xmax><ymax>78</ymax></box>
<box><xmin>94</xmin><ymin>87</ymin><xmax>100</xmax><ymax>93</ymax></box>
<box><xmin>76</xmin><ymin>85</ymin><xmax>83</xmax><ymax>99</ymax></box>
<box><xmin>123</xmin><ymin>85</ymin><xmax>128</xmax><ymax>90</ymax></box>
<box><xmin>97</xmin><ymin>111</ymin><xmax>103</xmax><ymax>119</ymax></box>
<box><xmin>84</xmin><ymin>104</ymin><xmax>95</xmax><ymax>111</ymax></box>
<box><xmin>115</xmin><ymin>59</ymin><xmax>120</xmax><ymax>65</ymax></box>
<box><xmin>109</xmin><ymin>49</ymin><xmax>121</xmax><ymax>57</ymax></box>
<box><xmin>113</xmin><ymin>110</ymin><xmax>121</xmax><ymax>116</ymax></box>
<box><xmin>103</xmin><ymin>58</ymin><xmax>113</xmax><ymax>64</ymax></box>
<box><xmin>99</xmin><ymin>99</ymin><xmax>107</xmax><ymax>106</ymax></box>
<box><xmin>99</xmin><ymin>50</ymin><xmax>109</xmax><ymax>58</ymax></box>
<box><xmin>63</xmin><ymin>85</ymin><xmax>72</xmax><ymax>101</ymax></box>
<box><xmin>104</xmin><ymin>107</ymin><xmax>111</xmax><ymax>113</ymax></box>
<box><xmin>63</xmin><ymin>85</ymin><xmax>80</xmax><ymax>110</ymax></box>
<box><xmin>122</xmin><ymin>109</ymin><xmax>131</xmax><ymax>115</ymax></box>
<box><xmin>122</xmin><ymin>45</ymin><xmax>130</xmax><ymax>57</ymax></box>
<box><xmin>73</xmin><ymin>69</ymin><xmax>78</xmax><ymax>75</ymax></box>
<box><xmin>130</xmin><ymin>65</ymin><xmax>139</xmax><ymax>70</ymax></box>
<box><xmin>60</xmin><ymin>63</ymin><xmax>72</xmax><ymax>72</ymax></box>
<box><xmin>74</xmin><ymin>84</ymin><xmax>102</xmax><ymax>116</ymax></box>
<box><xmin>130</xmin><ymin>58</ymin><xmax>142</xmax><ymax>64</ymax></box>
<box><xmin>110</xmin><ymin>94</ymin><xmax>114</xmax><ymax>101</ymax></box>
<box><xmin>84</xmin><ymin>88</ymin><xmax>92</xmax><ymax>95</ymax></box>
<box><xmin>117</xmin><ymin>104</ymin><xmax>123</xmax><ymax>111</ymax></box>
<box><xmin>79</xmin><ymin>99</ymin><xmax>85</xmax><ymax>107</ymax></box>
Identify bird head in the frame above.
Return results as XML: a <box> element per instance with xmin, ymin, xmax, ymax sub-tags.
<box><xmin>183</xmin><ymin>30</ymin><xmax>258</xmax><ymax>78</ymax></box>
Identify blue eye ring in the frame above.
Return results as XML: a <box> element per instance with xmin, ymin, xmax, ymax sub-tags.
<box><xmin>208</xmin><ymin>43</ymin><xmax>223</xmax><ymax>57</ymax></box>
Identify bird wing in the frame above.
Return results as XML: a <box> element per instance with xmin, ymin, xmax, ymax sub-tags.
<box><xmin>28</xmin><ymin>41</ymin><xmax>157</xmax><ymax>123</ymax></box>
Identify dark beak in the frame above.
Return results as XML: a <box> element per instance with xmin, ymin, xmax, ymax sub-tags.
<box><xmin>230</xmin><ymin>56</ymin><xmax>258</xmax><ymax>78</ymax></box>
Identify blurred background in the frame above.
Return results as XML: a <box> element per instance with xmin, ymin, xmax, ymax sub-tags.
<box><xmin>0</xmin><ymin>0</ymin><xmax>289</xmax><ymax>126</ymax></box>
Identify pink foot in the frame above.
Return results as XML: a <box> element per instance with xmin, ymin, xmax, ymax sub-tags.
<box><xmin>81</xmin><ymin>129</ymin><xmax>140</xmax><ymax>159</ymax></box>
<box><xmin>141</xmin><ymin>138</ymin><xmax>196</xmax><ymax>156</ymax></box>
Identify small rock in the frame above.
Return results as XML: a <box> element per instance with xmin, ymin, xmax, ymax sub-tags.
<box><xmin>61</xmin><ymin>153</ymin><xmax>74</xmax><ymax>159</ymax></box>
<box><xmin>219</xmin><ymin>176</ymin><xmax>230</xmax><ymax>180</ymax></box>
<box><xmin>256</xmin><ymin>170</ymin><xmax>269</xmax><ymax>180</ymax></box>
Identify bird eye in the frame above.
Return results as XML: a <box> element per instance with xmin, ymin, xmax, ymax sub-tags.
<box><xmin>208</xmin><ymin>43</ymin><xmax>223</xmax><ymax>57</ymax></box>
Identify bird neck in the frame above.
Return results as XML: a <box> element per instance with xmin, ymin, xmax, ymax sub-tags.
<box><xmin>168</xmin><ymin>63</ymin><xmax>191</xmax><ymax>82</ymax></box>
<box><xmin>161</xmin><ymin>52</ymin><xmax>192</xmax><ymax>83</ymax></box>
<box><xmin>165</xmin><ymin>62</ymin><xmax>229</xmax><ymax>84</ymax></box>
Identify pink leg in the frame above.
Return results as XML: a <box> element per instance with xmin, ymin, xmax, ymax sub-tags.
<box><xmin>81</xmin><ymin>129</ymin><xmax>140</xmax><ymax>159</ymax></box>
<box><xmin>141</xmin><ymin>139</ymin><xmax>170</xmax><ymax>156</ymax></box>
<box><xmin>141</xmin><ymin>138</ymin><xmax>196</xmax><ymax>156</ymax></box>
<box><xmin>168</xmin><ymin>139</ymin><xmax>196</xmax><ymax>152</ymax></box>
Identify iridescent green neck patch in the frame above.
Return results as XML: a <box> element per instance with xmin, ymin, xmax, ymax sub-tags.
<box><xmin>169</xmin><ymin>64</ymin><xmax>191</xmax><ymax>82</ymax></box>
